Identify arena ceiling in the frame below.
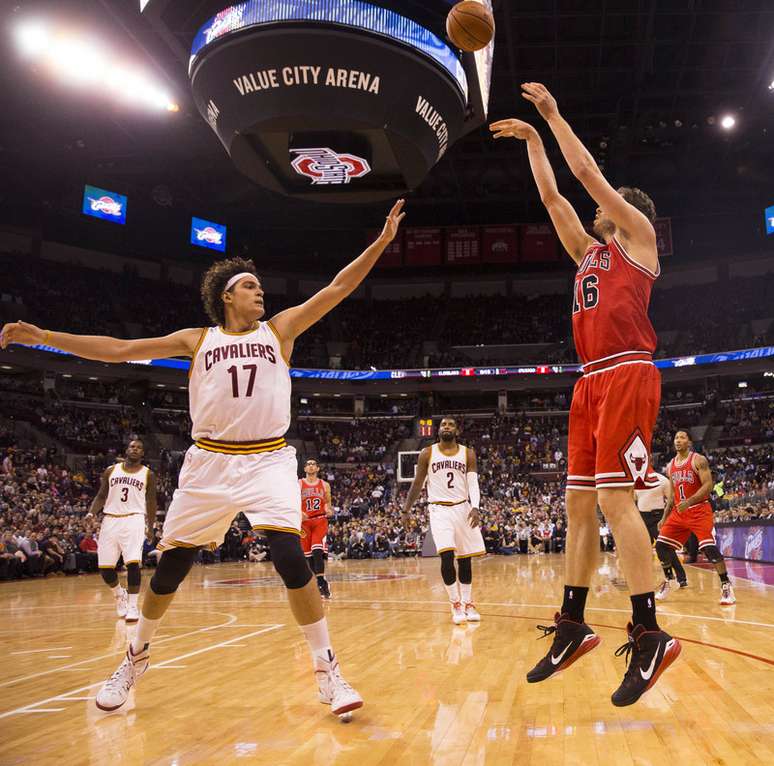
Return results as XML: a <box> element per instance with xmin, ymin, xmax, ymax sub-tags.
<box><xmin>2</xmin><ymin>0</ymin><xmax>773</xmax><ymax>235</ymax></box>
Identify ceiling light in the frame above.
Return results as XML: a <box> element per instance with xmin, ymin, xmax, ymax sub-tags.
<box><xmin>720</xmin><ymin>115</ymin><xmax>736</xmax><ymax>130</ymax></box>
<box><xmin>14</xmin><ymin>22</ymin><xmax>49</xmax><ymax>57</ymax></box>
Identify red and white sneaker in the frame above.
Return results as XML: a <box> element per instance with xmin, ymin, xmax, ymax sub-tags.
<box><xmin>464</xmin><ymin>603</ymin><xmax>481</xmax><ymax>622</ymax></box>
<box><xmin>719</xmin><ymin>582</ymin><xmax>736</xmax><ymax>605</ymax></box>
<box><xmin>316</xmin><ymin>652</ymin><xmax>363</xmax><ymax>718</ymax></box>
<box><xmin>451</xmin><ymin>601</ymin><xmax>466</xmax><ymax>625</ymax></box>
<box><xmin>95</xmin><ymin>642</ymin><xmax>150</xmax><ymax>711</ymax></box>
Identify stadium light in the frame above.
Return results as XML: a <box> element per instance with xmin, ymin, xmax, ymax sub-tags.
<box><xmin>12</xmin><ymin>20</ymin><xmax>179</xmax><ymax>112</ymax></box>
<box><xmin>15</xmin><ymin>21</ymin><xmax>49</xmax><ymax>57</ymax></box>
<box><xmin>720</xmin><ymin>115</ymin><xmax>736</xmax><ymax>130</ymax></box>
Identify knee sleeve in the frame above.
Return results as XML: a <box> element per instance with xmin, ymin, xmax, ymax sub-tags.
<box><xmin>150</xmin><ymin>547</ymin><xmax>198</xmax><ymax>595</ymax></box>
<box><xmin>655</xmin><ymin>540</ymin><xmax>674</xmax><ymax>563</ymax></box>
<box><xmin>440</xmin><ymin>550</ymin><xmax>457</xmax><ymax>586</ymax></box>
<box><xmin>457</xmin><ymin>556</ymin><xmax>472</xmax><ymax>585</ymax></box>
<box><xmin>126</xmin><ymin>562</ymin><xmax>141</xmax><ymax>589</ymax></box>
<box><xmin>701</xmin><ymin>544</ymin><xmax>723</xmax><ymax>564</ymax></box>
<box><xmin>100</xmin><ymin>567</ymin><xmax>119</xmax><ymax>587</ymax></box>
<box><xmin>267</xmin><ymin>532</ymin><xmax>313</xmax><ymax>590</ymax></box>
<box><xmin>311</xmin><ymin>548</ymin><xmax>324</xmax><ymax>576</ymax></box>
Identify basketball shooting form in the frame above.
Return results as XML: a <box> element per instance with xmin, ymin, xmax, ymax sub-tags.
<box><xmin>140</xmin><ymin>1</ymin><xmax>494</xmax><ymax>202</ymax></box>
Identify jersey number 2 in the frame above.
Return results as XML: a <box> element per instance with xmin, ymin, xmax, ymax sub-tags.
<box><xmin>227</xmin><ymin>365</ymin><xmax>258</xmax><ymax>398</ymax></box>
<box><xmin>447</xmin><ymin>472</ymin><xmax>455</xmax><ymax>489</ymax></box>
<box><xmin>573</xmin><ymin>274</ymin><xmax>600</xmax><ymax>314</ymax></box>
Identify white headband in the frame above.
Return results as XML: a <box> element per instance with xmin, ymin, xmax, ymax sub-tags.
<box><xmin>224</xmin><ymin>272</ymin><xmax>257</xmax><ymax>292</ymax></box>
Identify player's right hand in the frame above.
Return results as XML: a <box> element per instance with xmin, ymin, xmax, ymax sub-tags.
<box><xmin>0</xmin><ymin>320</ymin><xmax>45</xmax><ymax>350</ymax></box>
<box><xmin>489</xmin><ymin>118</ymin><xmax>538</xmax><ymax>142</ymax></box>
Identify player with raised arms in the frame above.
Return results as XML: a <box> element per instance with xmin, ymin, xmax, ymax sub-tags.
<box><xmin>491</xmin><ymin>83</ymin><xmax>680</xmax><ymax>706</ymax></box>
<box><xmin>0</xmin><ymin>199</ymin><xmax>406</xmax><ymax>719</ymax></box>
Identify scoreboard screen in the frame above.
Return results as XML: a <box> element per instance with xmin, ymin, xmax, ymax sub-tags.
<box><xmin>416</xmin><ymin>417</ymin><xmax>434</xmax><ymax>438</ymax></box>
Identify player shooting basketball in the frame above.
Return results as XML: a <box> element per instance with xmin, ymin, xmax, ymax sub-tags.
<box><xmin>491</xmin><ymin>83</ymin><xmax>680</xmax><ymax>706</ymax></box>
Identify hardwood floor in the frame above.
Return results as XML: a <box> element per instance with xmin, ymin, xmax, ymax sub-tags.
<box><xmin>1</xmin><ymin>554</ymin><xmax>772</xmax><ymax>765</ymax></box>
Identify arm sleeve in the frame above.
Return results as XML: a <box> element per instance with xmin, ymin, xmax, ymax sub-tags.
<box><xmin>468</xmin><ymin>472</ymin><xmax>481</xmax><ymax>509</ymax></box>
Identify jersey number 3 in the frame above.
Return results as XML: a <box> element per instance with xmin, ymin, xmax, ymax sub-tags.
<box><xmin>573</xmin><ymin>274</ymin><xmax>600</xmax><ymax>314</ymax></box>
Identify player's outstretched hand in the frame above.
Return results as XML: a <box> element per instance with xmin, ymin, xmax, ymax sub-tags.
<box><xmin>521</xmin><ymin>82</ymin><xmax>559</xmax><ymax>121</ymax></box>
<box><xmin>468</xmin><ymin>508</ymin><xmax>481</xmax><ymax>528</ymax></box>
<box><xmin>489</xmin><ymin>118</ymin><xmax>538</xmax><ymax>142</ymax></box>
<box><xmin>378</xmin><ymin>199</ymin><xmax>406</xmax><ymax>244</ymax></box>
<box><xmin>0</xmin><ymin>320</ymin><xmax>45</xmax><ymax>350</ymax></box>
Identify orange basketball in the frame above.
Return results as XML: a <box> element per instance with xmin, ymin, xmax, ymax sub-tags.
<box><xmin>446</xmin><ymin>1</ymin><xmax>495</xmax><ymax>52</ymax></box>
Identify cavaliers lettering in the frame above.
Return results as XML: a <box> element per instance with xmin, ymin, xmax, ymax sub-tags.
<box><xmin>109</xmin><ymin>474</ymin><xmax>146</xmax><ymax>491</ymax></box>
<box><xmin>431</xmin><ymin>458</ymin><xmax>467</xmax><ymax>474</ymax></box>
<box><xmin>204</xmin><ymin>341</ymin><xmax>277</xmax><ymax>371</ymax></box>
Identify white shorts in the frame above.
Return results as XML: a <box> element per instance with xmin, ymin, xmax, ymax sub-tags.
<box><xmin>98</xmin><ymin>514</ymin><xmax>145</xmax><ymax>568</ymax></box>
<box><xmin>429</xmin><ymin>503</ymin><xmax>486</xmax><ymax>558</ymax></box>
<box><xmin>158</xmin><ymin>444</ymin><xmax>301</xmax><ymax>551</ymax></box>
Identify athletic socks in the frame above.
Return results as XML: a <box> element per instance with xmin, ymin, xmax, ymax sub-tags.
<box><xmin>459</xmin><ymin>583</ymin><xmax>472</xmax><ymax>605</ymax></box>
<box><xmin>444</xmin><ymin>582</ymin><xmax>460</xmax><ymax>603</ymax></box>
<box><xmin>300</xmin><ymin>617</ymin><xmax>335</xmax><ymax>671</ymax></box>
<box><xmin>130</xmin><ymin>615</ymin><xmax>162</xmax><ymax>654</ymax></box>
<box><xmin>128</xmin><ymin>593</ymin><xmax>139</xmax><ymax>610</ymax></box>
<box><xmin>630</xmin><ymin>592</ymin><xmax>659</xmax><ymax>631</ymax></box>
<box><xmin>561</xmin><ymin>585</ymin><xmax>589</xmax><ymax>623</ymax></box>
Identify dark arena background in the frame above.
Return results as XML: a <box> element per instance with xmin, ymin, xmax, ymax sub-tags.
<box><xmin>1</xmin><ymin>1</ymin><xmax>773</xmax><ymax>764</ymax></box>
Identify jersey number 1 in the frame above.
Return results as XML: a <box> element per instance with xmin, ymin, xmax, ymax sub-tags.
<box><xmin>227</xmin><ymin>364</ymin><xmax>258</xmax><ymax>398</ymax></box>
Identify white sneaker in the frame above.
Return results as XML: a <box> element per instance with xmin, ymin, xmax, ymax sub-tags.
<box><xmin>464</xmin><ymin>603</ymin><xmax>481</xmax><ymax>622</ymax></box>
<box><xmin>719</xmin><ymin>582</ymin><xmax>736</xmax><ymax>605</ymax></box>
<box><xmin>655</xmin><ymin>579</ymin><xmax>677</xmax><ymax>601</ymax></box>
<box><xmin>451</xmin><ymin>601</ymin><xmax>466</xmax><ymax>625</ymax></box>
<box><xmin>317</xmin><ymin>668</ymin><xmax>363</xmax><ymax>716</ymax></box>
<box><xmin>125</xmin><ymin>604</ymin><xmax>140</xmax><ymax>623</ymax></box>
<box><xmin>95</xmin><ymin>643</ymin><xmax>150</xmax><ymax>712</ymax></box>
<box><xmin>114</xmin><ymin>587</ymin><xmax>128</xmax><ymax>618</ymax></box>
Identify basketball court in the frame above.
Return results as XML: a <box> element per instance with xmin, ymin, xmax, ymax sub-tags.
<box><xmin>2</xmin><ymin>556</ymin><xmax>773</xmax><ymax>765</ymax></box>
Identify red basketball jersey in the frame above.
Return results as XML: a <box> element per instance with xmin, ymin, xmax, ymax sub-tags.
<box><xmin>299</xmin><ymin>478</ymin><xmax>327</xmax><ymax>519</ymax></box>
<box><xmin>668</xmin><ymin>452</ymin><xmax>708</xmax><ymax>509</ymax></box>
<box><xmin>572</xmin><ymin>237</ymin><xmax>658</xmax><ymax>366</ymax></box>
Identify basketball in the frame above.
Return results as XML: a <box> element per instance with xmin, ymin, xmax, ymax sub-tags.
<box><xmin>446</xmin><ymin>1</ymin><xmax>495</xmax><ymax>52</ymax></box>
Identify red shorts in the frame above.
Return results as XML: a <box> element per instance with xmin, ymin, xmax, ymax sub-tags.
<box><xmin>567</xmin><ymin>358</ymin><xmax>661</xmax><ymax>492</ymax></box>
<box><xmin>657</xmin><ymin>502</ymin><xmax>716</xmax><ymax>550</ymax></box>
<box><xmin>301</xmin><ymin>516</ymin><xmax>328</xmax><ymax>556</ymax></box>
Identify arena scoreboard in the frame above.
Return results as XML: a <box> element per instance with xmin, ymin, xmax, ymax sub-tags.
<box><xmin>139</xmin><ymin>0</ymin><xmax>494</xmax><ymax>202</ymax></box>
<box><xmin>416</xmin><ymin>417</ymin><xmax>435</xmax><ymax>438</ymax></box>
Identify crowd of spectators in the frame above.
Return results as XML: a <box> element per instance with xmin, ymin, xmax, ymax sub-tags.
<box><xmin>4</xmin><ymin>251</ymin><xmax>772</xmax><ymax>372</ymax></box>
<box><xmin>297</xmin><ymin>419</ymin><xmax>411</xmax><ymax>463</ymax></box>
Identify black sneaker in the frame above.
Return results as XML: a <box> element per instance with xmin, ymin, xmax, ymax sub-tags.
<box><xmin>319</xmin><ymin>578</ymin><xmax>332</xmax><ymax>600</ymax></box>
<box><xmin>678</xmin><ymin>580</ymin><xmax>688</xmax><ymax>588</ymax></box>
<box><xmin>611</xmin><ymin>623</ymin><xmax>681</xmax><ymax>707</ymax></box>
<box><xmin>526</xmin><ymin>612</ymin><xmax>601</xmax><ymax>683</ymax></box>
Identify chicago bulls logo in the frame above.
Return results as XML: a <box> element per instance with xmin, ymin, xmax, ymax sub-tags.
<box><xmin>619</xmin><ymin>430</ymin><xmax>650</xmax><ymax>488</ymax></box>
<box><xmin>290</xmin><ymin>147</ymin><xmax>371</xmax><ymax>185</ymax></box>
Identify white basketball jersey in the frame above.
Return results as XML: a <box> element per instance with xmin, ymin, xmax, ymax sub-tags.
<box><xmin>104</xmin><ymin>462</ymin><xmax>148</xmax><ymax>517</ymax></box>
<box><xmin>635</xmin><ymin>472</ymin><xmax>670</xmax><ymax>512</ymax></box>
<box><xmin>189</xmin><ymin>324</ymin><xmax>291</xmax><ymax>441</ymax></box>
<box><xmin>426</xmin><ymin>443</ymin><xmax>469</xmax><ymax>504</ymax></box>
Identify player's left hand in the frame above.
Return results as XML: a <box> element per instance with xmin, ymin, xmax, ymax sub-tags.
<box><xmin>521</xmin><ymin>82</ymin><xmax>559</xmax><ymax>121</ymax></box>
<box><xmin>489</xmin><ymin>118</ymin><xmax>538</xmax><ymax>142</ymax></box>
<box><xmin>378</xmin><ymin>199</ymin><xmax>406</xmax><ymax>244</ymax></box>
<box><xmin>468</xmin><ymin>508</ymin><xmax>481</xmax><ymax>528</ymax></box>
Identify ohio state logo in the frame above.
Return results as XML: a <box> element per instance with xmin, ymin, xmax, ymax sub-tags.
<box><xmin>290</xmin><ymin>147</ymin><xmax>371</xmax><ymax>185</ymax></box>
